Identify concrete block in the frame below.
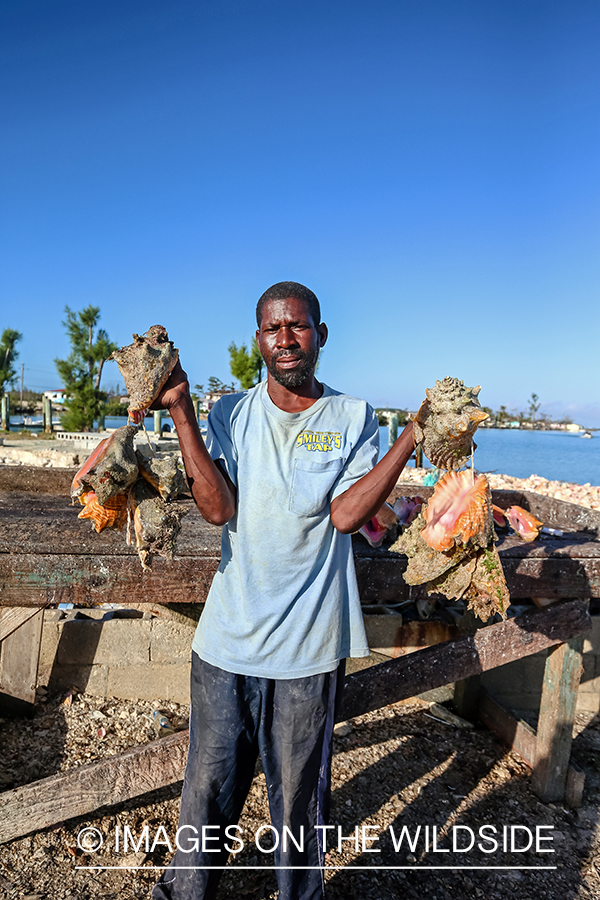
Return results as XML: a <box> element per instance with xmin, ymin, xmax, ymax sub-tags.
<box><xmin>56</xmin><ymin>618</ymin><xmax>151</xmax><ymax>666</ymax></box>
<box><xmin>150</xmin><ymin>619</ymin><xmax>195</xmax><ymax>663</ymax></box>
<box><xmin>582</xmin><ymin>615</ymin><xmax>600</xmax><ymax>655</ymax></box>
<box><xmin>39</xmin><ymin>621</ymin><xmax>60</xmax><ymax>669</ymax></box>
<box><xmin>106</xmin><ymin>663</ymin><xmax>191</xmax><ymax>704</ymax></box>
<box><xmin>42</xmin><ymin>663</ymin><xmax>109</xmax><ymax>696</ymax></box>
<box><xmin>581</xmin><ymin>652</ymin><xmax>596</xmax><ymax>682</ymax></box>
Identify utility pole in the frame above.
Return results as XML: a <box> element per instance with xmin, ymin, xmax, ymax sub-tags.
<box><xmin>20</xmin><ymin>363</ymin><xmax>24</xmax><ymax>425</ymax></box>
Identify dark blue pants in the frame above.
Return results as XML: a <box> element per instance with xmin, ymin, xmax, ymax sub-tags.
<box><xmin>152</xmin><ymin>653</ymin><xmax>344</xmax><ymax>900</ymax></box>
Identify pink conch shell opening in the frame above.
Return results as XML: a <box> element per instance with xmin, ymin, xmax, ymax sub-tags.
<box><xmin>421</xmin><ymin>471</ymin><xmax>492</xmax><ymax>552</ymax></box>
<box><xmin>505</xmin><ymin>506</ymin><xmax>542</xmax><ymax>542</ymax></box>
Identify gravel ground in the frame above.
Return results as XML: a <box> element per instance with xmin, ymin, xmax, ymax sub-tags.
<box><xmin>1</xmin><ymin>688</ymin><xmax>599</xmax><ymax>900</ymax></box>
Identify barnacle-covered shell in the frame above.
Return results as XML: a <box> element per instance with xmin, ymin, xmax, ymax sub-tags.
<box><xmin>412</xmin><ymin>376</ymin><xmax>489</xmax><ymax>470</ymax></box>
<box><xmin>109</xmin><ymin>325</ymin><xmax>178</xmax><ymax>414</ymax></box>
<box><xmin>505</xmin><ymin>506</ymin><xmax>542</xmax><ymax>542</ymax></box>
<box><xmin>463</xmin><ymin>545</ymin><xmax>510</xmax><ymax>620</ymax></box>
<box><xmin>78</xmin><ymin>491</ymin><xmax>128</xmax><ymax>533</ymax></box>
<box><xmin>127</xmin><ymin>479</ymin><xmax>188</xmax><ymax>571</ymax></box>
<box><xmin>71</xmin><ymin>425</ymin><xmax>139</xmax><ymax>506</ymax></box>
<box><xmin>136</xmin><ymin>450</ymin><xmax>189</xmax><ymax>501</ymax></box>
<box><xmin>421</xmin><ymin>471</ymin><xmax>492</xmax><ymax>552</ymax></box>
<box><xmin>390</xmin><ymin>512</ymin><xmax>471</xmax><ymax>585</ymax></box>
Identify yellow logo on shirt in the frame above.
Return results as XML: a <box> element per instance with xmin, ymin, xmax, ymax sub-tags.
<box><xmin>296</xmin><ymin>431</ymin><xmax>342</xmax><ymax>452</ymax></box>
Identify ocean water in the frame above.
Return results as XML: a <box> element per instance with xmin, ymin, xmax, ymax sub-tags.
<box><xmin>379</xmin><ymin>426</ymin><xmax>600</xmax><ymax>486</ymax></box>
<box><xmin>8</xmin><ymin>416</ymin><xmax>598</xmax><ymax>486</ymax></box>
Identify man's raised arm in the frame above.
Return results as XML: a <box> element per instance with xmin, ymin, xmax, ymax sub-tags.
<box><xmin>330</xmin><ymin>421</ymin><xmax>415</xmax><ymax>534</ymax></box>
<box><xmin>149</xmin><ymin>361</ymin><xmax>236</xmax><ymax>526</ymax></box>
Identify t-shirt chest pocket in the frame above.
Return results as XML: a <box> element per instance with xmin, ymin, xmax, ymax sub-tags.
<box><xmin>288</xmin><ymin>457</ymin><xmax>344</xmax><ymax>517</ymax></box>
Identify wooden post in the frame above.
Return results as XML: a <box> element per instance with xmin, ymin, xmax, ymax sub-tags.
<box><xmin>42</xmin><ymin>396</ymin><xmax>52</xmax><ymax>433</ymax></box>
<box><xmin>154</xmin><ymin>409</ymin><xmax>162</xmax><ymax>434</ymax></box>
<box><xmin>0</xmin><ymin>608</ymin><xmax>44</xmax><ymax>713</ymax></box>
<box><xmin>388</xmin><ymin>413</ymin><xmax>398</xmax><ymax>450</ymax></box>
<box><xmin>531</xmin><ymin>636</ymin><xmax>584</xmax><ymax>803</ymax></box>
<box><xmin>1</xmin><ymin>394</ymin><xmax>9</xmax><ymax>431</ymax></box>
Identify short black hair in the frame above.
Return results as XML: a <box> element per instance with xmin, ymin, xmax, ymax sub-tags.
<box><xmin>256</xmin><ymin>281</ymin><xmax>321</xmax><ymax>328</ymax></box>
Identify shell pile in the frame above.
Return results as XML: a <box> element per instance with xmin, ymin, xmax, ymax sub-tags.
<box><xmin>412</xmin><ymin>376</ymin><xmax>488</xmax><ymax>470</ymax></box>
<box><xmin>109</xmin><ymin>325</ymin><xmax>178</xmax><ymax>417</ymax></box>
<box><xmin>391</xmin><ymin>377</ymin><xmax>511</xmax><ymax>621</ymax></box>
<box><xmin>71</xmin><ymin>424</ymin><xmax>188</xmax><ymax>571</ymax></box>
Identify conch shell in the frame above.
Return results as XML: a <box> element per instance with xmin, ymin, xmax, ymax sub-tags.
<box><xmin>109</xmin><ymin>325</ymin><xmax>178</xmax><ymax>416</ymax></box>
<box><xmin>421</xmin><ymin>471</ymin><xmax>492</xmax><ymax>552</ymax></box>
<box><xmin>504</xmin><ymin>506</ymin><xmax>542</xmax><ymax>542</ymax></box>
<box><xmin>78</xmin><ymin>491</ymin><xmax>128</xmax><ymax>533</ymax></box>
<box><xmin>136</xmin><ymin>450</ymin><xmax>189</xmax><ymax>501</ymax></box>
<box><xmin>392</xmin><ymin>472</ymin><xmax>510</xmax><ymax>621</ymax></box>
<box><xmin>71</xmin><ymin>425</ymin><xmax>139</xmax><ymax>506</ymax></box>
<box><xmin>412</xmin><ymin>377</ymin><xmax>489</xmax><ymax>470</ymax></box>
<box><xmin>127</xmin><ymin>479</ymin><xmax>188</xmax><ymax>571</ymax></box>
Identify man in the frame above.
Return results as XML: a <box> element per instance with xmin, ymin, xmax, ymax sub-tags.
<box><xmin>152</xmin><ymin>282</ymin><xmax>416</xmax><ymax>900</ymax></box>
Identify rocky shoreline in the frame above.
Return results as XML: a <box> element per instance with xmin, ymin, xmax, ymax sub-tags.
<box><xmin>400</xmin><ymin>467</ymin><xmax>600</xmax><ymax>512</ymax></box>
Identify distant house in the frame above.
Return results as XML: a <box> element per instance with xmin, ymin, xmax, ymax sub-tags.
<box><xmin>203</xmin><ymin>389</ymin><xmax>236</xmax><ymax>410</ymax></box>
<box><xmin>43</xmin><ymin>389</ymin><xmax>67</xmax><ymax>405</ymax></box>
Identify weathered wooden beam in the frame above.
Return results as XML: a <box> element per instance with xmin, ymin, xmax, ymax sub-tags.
<box><xmin>531</xmin><ymin>636</ymin><xmax>584</xmax><ymax>803</ymax></box>
<box><xmin>478</xmin><ymin>688</ymin><xmax>585</xmax><ymax>807</ymax></box>
<box><xmin>478</xmin><ymin>688</ymin><xmax>538</xmax><ymax>766</ymax></box>
<box><xmin>0</xmin><ymin>730</ymin><xmax>190</xmax><ymax>844</ymax></box>
<box><xmin>0</xmin><ymin>606</ymin><xmax>44</xmax><ymax>642</ymax></box>
<box><xmin>0</xmin><ymin>609</ymin><xmax>44</xmax><ymax>712</ymax></box>
<box><xmin>339</xmin><ymin>600</ymin><xmax>591</xmax><ymax>721</ymax></box>
<box><xmin>0</xmin><ymin>554</ymin><xmax>220</xmax><ymax>607</ymax></box>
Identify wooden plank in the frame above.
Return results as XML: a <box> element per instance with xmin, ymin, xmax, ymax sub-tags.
<box><xmin>478</xmin><ymin>688</ymin><xmax>585</xmax><ymax>806</ymax></box>
<box><xmin>0</xmin><ymin>729</ymin><xmax>190</xmax><ymax>844</ymax></box>
<box><xmin>0</xmin><ymin>554</ymin><xmax>220</xmax><ymax>606</ymax></box>
<box><xmin>0</xmin><ymin>609</ymin><xmax>44</xmax><ymax>709</ymax></box>
<box><xmin>531</xmin><ymin>636</ymin><xmax>584</xmax><ymax>803</ymax></box>
<box><xmin>0</xmin><ymin>607</ymin><xmax>43</xmax><ymax>642</ymax></box>
<box><xmin>339</xmin><ymin>600</ymin><xmax>591</xmax><ymax>721</ymax></box>
<box><xmin>478</xmin><ymin>688</ymin><xmax>538</xmax><ymax>766</ymax></box>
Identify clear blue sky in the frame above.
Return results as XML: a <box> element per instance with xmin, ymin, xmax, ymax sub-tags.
<box><xmin>2</xmin><ymin>0</ymin><xmax>599</xmax><ymax>424</ymax></box>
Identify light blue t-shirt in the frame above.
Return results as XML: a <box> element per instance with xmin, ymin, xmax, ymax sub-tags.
<box><xmin>191</xmin><ymin>381</ymin><xmax>379</xmax><ymax>679</ymax></box>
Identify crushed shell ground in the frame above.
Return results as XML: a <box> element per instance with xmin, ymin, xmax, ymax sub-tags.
<box><xmin>0</xmin><ymin>689</ymin><xmax>599</xmax><ymax>900</ymax></box>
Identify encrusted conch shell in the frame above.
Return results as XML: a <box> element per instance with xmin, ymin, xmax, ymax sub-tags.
<box><xmin>71</xmin><ymin>425</ymin><xmax>139</xmax><ymax>506</ymax></box>
<box><xmin>78</xmin><ymin>491</ymin><xmax>128</xmax><ymax>533</ymax></box>
<box><xmin>412</xmin><ymin>377</ymin><xmax>489</xmax><ymax>470</ymax></box>
<box><xmin>136</xmin><ymin>450</ymin><xmax>189</xmax><ymax>501</ymax></box>
<box><xmin>127</xmin><ymin>479</ymin><xmax>188</xmax><ymax>571</ymax></box>
<box><xmin>421</xmin><ymin>471</ymin><xmax>492</xmax><ymax>552</ymax></box>
<box><xmin>109</xmin><ymin>325</ymin><xmax>178</xmax><ymax>415</ymax></box>
<box><xmin>392</xmin><ymin>472</ymin><xmax>510</xmax><ymax>621</ymax></box>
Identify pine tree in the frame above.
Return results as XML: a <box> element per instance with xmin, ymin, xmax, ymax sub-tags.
<box><xmin>0</xmin><ymin>328</ymin><xmax>23</xmax><ymax>395</ymax></box>
<box><xmin>228</xmin><ymin>338</ymin><xmax>263</xmax><ymax>390</ymax></box>
<box><xmin>54</xmin><ymin>306</ymin><xmax>118</xmax><ymax>431</ymax></box>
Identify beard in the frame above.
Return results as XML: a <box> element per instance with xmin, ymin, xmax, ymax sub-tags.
<box><xmin>264</xmin><ymin>345</ymin><xmax>320</xmax><ymax>388</ymax></box>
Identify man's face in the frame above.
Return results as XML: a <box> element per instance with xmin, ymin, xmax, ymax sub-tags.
<box><xmin>257</xmin><ymin>297</ymin><xmax>327</xmax><ymax>388</ymax></box>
